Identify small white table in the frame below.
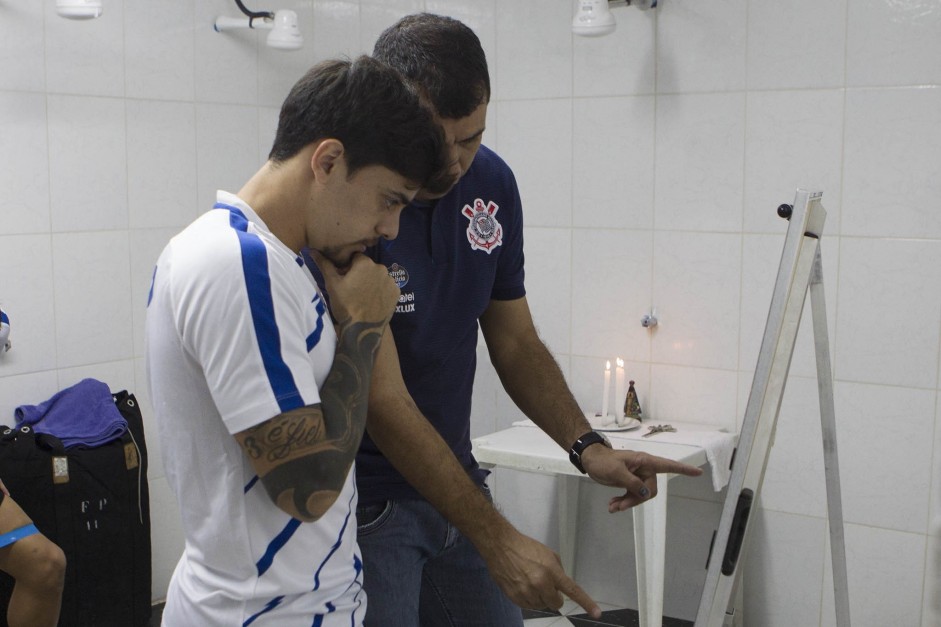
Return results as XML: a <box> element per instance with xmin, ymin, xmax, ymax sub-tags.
<box><xmin>471</xmin><ymin>425</ymin><xmax>712</xmax><ymax>627</ymax></box>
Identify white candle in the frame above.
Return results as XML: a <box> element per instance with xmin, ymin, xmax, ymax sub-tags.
<box><xmin>601</xmin><ymin>360</ymin><xmax>611</xmax><ymax>419</ymax></box>
<box><xmin>614</xmin><ymin>358</ymin><xmax>625</xmax><ymax>421</ymax></box>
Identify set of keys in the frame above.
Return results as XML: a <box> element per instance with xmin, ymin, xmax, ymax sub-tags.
<box><xmin>642</xmin><ymin>424</ymin><xmax>676</xmax><ymax>437</ymax></box>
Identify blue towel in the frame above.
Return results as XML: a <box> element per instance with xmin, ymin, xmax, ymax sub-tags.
<box><xmin>14</xmin><ymin>378</ymin><xmax>127</xmax><ymax>449</ymax></box>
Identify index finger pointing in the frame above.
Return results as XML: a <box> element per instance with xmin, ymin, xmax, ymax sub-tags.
<box><xmin>554</xmin><ymin>571</ymin><xmax>601</xmax><ymax>620</ymax></box>
<box><xmin>644</xmin><ymin>456</ymin><xmax>703</xmax><ymax>477</ymax></box>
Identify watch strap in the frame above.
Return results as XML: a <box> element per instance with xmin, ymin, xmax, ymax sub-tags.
<box><xmin>568</xmin><ymin>431</ymin><xmax>611</xmax><ymax>474</ymax></box>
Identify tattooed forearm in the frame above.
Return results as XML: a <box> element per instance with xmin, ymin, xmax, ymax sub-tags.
<box><xmin>317</xmin><ymin>317</ymin><xmax>385</xmax><ymax>449</ymax></box>
<box><xmin>236</xmin><ymin>317</ymin><xmax>386</xmax><ymax>521</ymax></box>
<box><xmin>262</xmin><ymin>449</ymin><xmax>349</xmax><ymax>520</ymax></box>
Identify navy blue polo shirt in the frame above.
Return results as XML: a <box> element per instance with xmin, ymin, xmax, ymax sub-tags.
<box><xmin>357</xmin><ymin>144</ymin><xmax>526</xmax><ymax>504</ymax></box>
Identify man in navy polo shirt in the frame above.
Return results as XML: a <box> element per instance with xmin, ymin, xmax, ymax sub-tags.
<box><xmin>352</xmin><ymin>14</ymin><xmax>703</xmax><ymax>626</ymax></box>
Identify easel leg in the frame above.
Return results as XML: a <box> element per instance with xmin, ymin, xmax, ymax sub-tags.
<box><xmin>809</xmin><ymin>248</ymin><xmax>852</xmax><ymax>627</ymax></box>
<box><xmin>633</xmin><ymin>476</ymin><xmax>667</xmax><ymax>627</ymax></box>
<box><xmin>722</xmin><ymin>572</ymin><xmax>744</xmax><ymax>627</ymax></box>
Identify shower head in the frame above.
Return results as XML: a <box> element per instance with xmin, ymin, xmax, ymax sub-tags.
<box><xmin>214</xmin><ymin>2</ymin><xmax>303</xmax><ymax>51</ymax></box>
<box><xmin>0</xmin><ymin>308</ymin><xmax>11</xmax><ymax>354</ymax></box>
<box><xmin>56</xmin><ymin>0</ymin><xmax>103</xmax><ymax>20</ymax></box>
<box><xmin>572</xmin><ymin>0</ymin><xmax>616</xmax><ymax>37</ymax></box>
<box><xmin>572</xmin><ymin>0</ymin><xmax>658</xmax><ymax>37</ymax></box>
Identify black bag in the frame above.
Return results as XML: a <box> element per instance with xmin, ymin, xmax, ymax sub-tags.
<box><xmin>0</xmin><ymin>389</ymin><xmax>152</xmax><ymax>627</ymax></box>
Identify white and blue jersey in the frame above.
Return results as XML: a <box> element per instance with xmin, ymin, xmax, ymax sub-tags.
<box><xmin>146</xmin><ymin>191</ymin><xmax>364</xmax><ymax>626</ymax></box>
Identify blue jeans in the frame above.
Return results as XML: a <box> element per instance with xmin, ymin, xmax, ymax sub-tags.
<box><xmin>356</xmin><ymin>488</ymin><xmax>523</xmax><ymax>627</ymax></box>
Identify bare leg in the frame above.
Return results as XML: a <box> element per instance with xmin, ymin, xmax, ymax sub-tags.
<box><xmin>0</xmin><ymin>492</ymin><xmax>66</xmax><ymax>627</ymax></box>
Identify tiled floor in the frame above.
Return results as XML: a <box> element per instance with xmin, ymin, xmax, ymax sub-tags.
<box><xmin>151</xmin><ymin>600</ymin><xmax>693</xmax><ymax>626</ymax></box>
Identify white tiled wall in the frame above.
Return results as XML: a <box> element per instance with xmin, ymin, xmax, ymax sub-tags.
<box><xmin>1</xmin><ymin>1</ymin><xmax>939</xmax><ymax>625</ymax></box>
<box><xmin>475</xmin><ymin>1</ymin><xmax>941</xmax><ymax>626</ymax></box>
<box><xmin>0</xmin><ymin>0</ymin><xmax>321</xmax><ymax>601</ymax></box>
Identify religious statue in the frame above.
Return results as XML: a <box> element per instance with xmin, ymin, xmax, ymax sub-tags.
<box><xmin>624</xmin><ymin>380</ymin><xmax>642</xmax><ymax>420</ymax></box>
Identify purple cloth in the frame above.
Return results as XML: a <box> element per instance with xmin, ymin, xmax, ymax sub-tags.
<box><xmin>14</xmin><ymin>378</ymin><xmax>127</xmax><ymax>449</ymax></box>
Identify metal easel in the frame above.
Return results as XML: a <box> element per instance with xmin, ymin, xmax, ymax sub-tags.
<box><xmin>694</xmin><ymin>190</ymin><xmax>851</xmax><ymax>627</ymax></box>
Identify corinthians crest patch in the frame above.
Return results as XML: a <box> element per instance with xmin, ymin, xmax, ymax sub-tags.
<box><xmin>462</xmin><ymin>198</ymin><xmax>503</xmax><ymax>254</ymax></box>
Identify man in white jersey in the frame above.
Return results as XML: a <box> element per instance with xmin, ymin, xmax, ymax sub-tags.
<box><xmin>145</xmin><ymin>57</ymin><xmax>446</xmax><ymax>626</ymax></box>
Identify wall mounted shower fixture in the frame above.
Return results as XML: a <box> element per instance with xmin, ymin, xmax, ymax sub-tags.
<box><xmin>214</xmin><ymin>1</ymin><xmax>303</xmax><ymax>51</ymax></box>
<box><xmin>0</xmin><ymin>308</ymin><xmax>11</xmax><ymax>354</ymax></box>
<box><xmin>572</xmin><ymin>0</ymin><xmax>657</xmax><ymax>37</ymax></box>
<box><xmin>56</xmin><ymin>0</ymin><xmax>102</xmax><ymax>20</ymax></box>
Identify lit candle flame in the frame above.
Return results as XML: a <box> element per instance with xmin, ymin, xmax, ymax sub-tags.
<box><xmin>616</xmin><ymin>357</ymin><xmax>624</xmax><ymax>368</ymax></box>
<box><xmin>605</xmin><ymin>360</ymin><xmax>611</xmax><ymax>370</ymax></box>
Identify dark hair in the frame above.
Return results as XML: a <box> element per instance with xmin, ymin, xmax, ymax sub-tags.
<box><xmin>373</xmin><ymin>13</ymin><xmax>490</xmax><ymax>119</ymax></box>
<box><xmin>268</xmin><ymin>56</ymin><xmax>446</xmax><ymax>186</ymax></box>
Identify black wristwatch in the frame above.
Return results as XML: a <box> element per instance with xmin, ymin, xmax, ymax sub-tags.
<box><xmin>568</xmin><ymin>431</ymin><xmax>612</xmax><ymax>474</ymax></box>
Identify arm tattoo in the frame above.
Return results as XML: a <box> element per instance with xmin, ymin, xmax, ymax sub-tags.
<box><xmin>241</xmin><ymin>318</ymin><xmax>385</xmax><ymax>521</ymax></box>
